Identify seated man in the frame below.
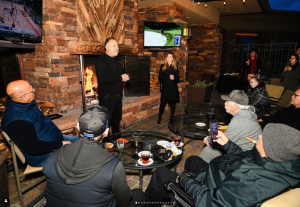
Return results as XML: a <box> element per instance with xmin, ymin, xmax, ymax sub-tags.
<box><xmin>258</xmin><ymin>88</ymin><xmax>300</xmax><ymax>130</ymax></box>
<box><xmin>146</xmin><ymin>123</ymin><xmax>300</xmax><ymax>207</ymax></box>
<box><xmin>1</xmin><ymin>80</ymin><xmax>78</xmax><ymax>167</ymax></box>
<box><xmin>200</xmin><ymin>90</ymin><xmax>262</xmax><ymax>163</ymax></box>
<box><xmin>43</xmin><ymin>105</ymin><xmax>144</xmax><ymax>207</ymax></box>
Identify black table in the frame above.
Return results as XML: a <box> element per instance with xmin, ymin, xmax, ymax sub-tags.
<box><xmin>185</xmin><ymin>103</ymin><xmax>233</xmax><ymax>121</ymax></box>
<box><xmin>216</xmin><ymin>74</ymin><xmax>244</xmax><ymax>93</ymax></box>
<box><xmin>169</xmin><ymin>113</ymin><xmax>231</xmax><ymax>143</ymax></box>
<box><xmin>106</xmin><ymin>130</ymin><xmax>182</xmax><ymax>189</ymax></box>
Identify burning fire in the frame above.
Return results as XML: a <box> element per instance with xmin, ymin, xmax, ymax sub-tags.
<box><xmin>84</xmin><ymin>66</ymin><xmax>98</xmax><ymax>97</ymax></box>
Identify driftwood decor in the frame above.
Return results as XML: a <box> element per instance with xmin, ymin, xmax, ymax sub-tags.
<box><xmin>77</xmin><ymin>0</ymin><xmax>125</xmax><ymax>43</ymax></box>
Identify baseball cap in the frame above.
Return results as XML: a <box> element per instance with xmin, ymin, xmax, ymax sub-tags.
<box><xmin>79</xmin><ymin>106</ymin><xmax>109</xmax><ymax>138</ymax></box>
<box><xmin>221</xmin><ymin>90</ymin><xmax>249</xmax><ymax>106</ymax></box>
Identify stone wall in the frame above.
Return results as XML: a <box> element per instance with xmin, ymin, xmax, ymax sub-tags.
<box><xmin>188</xmin><ymin>23</ymin><xmax>222</xmax><ymax>85</ymax></box>
<box><xmin>19</xmin><ymin>0</ymin><xmax>138</xmax><ymax>112</ymax></box>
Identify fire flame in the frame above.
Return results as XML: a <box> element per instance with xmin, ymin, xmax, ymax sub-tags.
<box><xmin>84</xmin><ymin>66</ymin><xmax>97</xmax><ymax>96</ymax></box>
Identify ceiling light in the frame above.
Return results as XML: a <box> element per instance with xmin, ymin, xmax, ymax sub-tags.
<box><xmin>223</xmin><ymin>0</ymin><xmax>226</xmax><ymax>7</ymax></box>
<box><xmin>205</xmin><ymin>2</ymin><xmax>207</xmax><ymax>8</ymax></box>
<box><xmin>198</xmin><ymin>2</ymin><xmax>200</xmax><ymax>6</ymax></box>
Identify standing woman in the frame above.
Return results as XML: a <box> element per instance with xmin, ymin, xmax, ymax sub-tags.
<box><xmin>239</xmin><ymin>50</ymin><xmax>262</xmax><ymax>84</ymax></box>
<box><xmin>281</xmin><ymin>54</ymin><xmax>300</xmax><ymax>92</ymax></box>
<box><xmin>246</xmin><ymin>74</ymin><xmax>269</xmax><ymax>118</ymax></box>
<box><xmin>157</xmin><ymin>52</ymin><xmax>179</xmax><ymax>124</ymax></box>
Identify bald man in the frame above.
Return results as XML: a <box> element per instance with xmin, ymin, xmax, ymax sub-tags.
<box><xmin>95</xmin><ymin>37</ymin><xmax>129</xmax><ymax>134</ymax></box>
<box><xmin>1</xmin><ymin>80</ymin><xmax>79</xmax><ymax>167</ymax></box>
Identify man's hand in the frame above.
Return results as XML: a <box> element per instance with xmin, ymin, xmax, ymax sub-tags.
<box><xmin>62</xmin><ymin>141</ymin><xmax>71</xmax><ymax>145</ymax></box>
<box><xmin>203</xmin><ymin>136</ymin><xmax>211</xmax><ymax>146</ymax></box>
<box><xmin>102</xmin><ymin>128</ymin><xmax>109</xmax><ymax>137</ymax></box>
<box><xmin>213</xmin><ymin>130</ymin><xmax>229</xmax><ymax>146</ymax></box>
<box><xmin>121</xmin><ymin>74</ymin><xmax>130</xmax><ymax>82</ymax></box>
<box><xmin>257</xmin><ymin>119</ymin><xmax>263</xmax><ymax>122</ymax></box>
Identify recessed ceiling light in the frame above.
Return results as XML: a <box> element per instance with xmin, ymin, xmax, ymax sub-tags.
<box><xmin>186</xmin><ymin>17</ymin><xmax>190</xmax><ymax>18</ymax></box>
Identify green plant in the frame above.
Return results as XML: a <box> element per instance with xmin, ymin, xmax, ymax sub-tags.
<box><xmin>194</xmin><ymin>80</ymin><xmax>214</xmax><ymax>87</ymax></box>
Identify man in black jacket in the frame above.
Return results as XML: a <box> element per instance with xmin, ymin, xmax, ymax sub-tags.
<box><xmin>145</xmin><ymin>123</ymin><xmax>300</xmax><ymax>207</ymax></box>
<box><xmin>258</xmin><ymin>88</ymin><xmax>300</xmax><ymax>130</ymax></box>
<box><xmin>43</xmin><ymin>106</ymin><xmax>144</xmax><ymax>207</ymax></box>
<box><xmin>95</xmin><ymin>37</ymin><xmax>130</xmax><ymax>134</ymax></box>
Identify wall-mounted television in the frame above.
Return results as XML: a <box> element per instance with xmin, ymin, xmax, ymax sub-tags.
<box><xmin>0</xmin><ymin>0</ymin><xmax>43</xmax><ymax>46</ymax></box>
<box><xmin>144</xmin><ymin>22</ymin><xmax>182</xmax><ymax>48</ymax></box>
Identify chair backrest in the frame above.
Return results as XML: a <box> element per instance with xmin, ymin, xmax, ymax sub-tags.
<box><xmin>270</xmin><ymin>78</ymin><xmax>282</xmax><ymax>86</ymax></box>
<box><xmin>265</xmin><ymin>84</ymin><xmax>284</xmax><ymax>102</ymax></box>
<box><xmin>277</xmin><ymin>89</ymin><xmax>294</xmax><ymax>108</ymax></box>
<box><xmin>1</xmin><ymin>130</ymin><xmax>26</xmax><ymax>164</ymax></box>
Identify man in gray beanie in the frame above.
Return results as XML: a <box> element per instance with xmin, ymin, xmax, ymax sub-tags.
<box><xmin>200</xmin><ymin>90</ymin><xmax>262</xmax><ymax>163</ymax></box>
<box><xmin>145</xmin><ymin>123</ymin><xmax>300</xmax><ymax>206</ymax></box>
<box><xmin>43</xmin><ymin>106</ymin><xmax>144</xmax><ymax>207</ymax></box>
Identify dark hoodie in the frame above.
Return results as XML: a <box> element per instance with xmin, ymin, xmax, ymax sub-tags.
<box><xmin>43</xmin><ymin>139</ymin><xmax>132</xmax><ymax>207</ymax></box>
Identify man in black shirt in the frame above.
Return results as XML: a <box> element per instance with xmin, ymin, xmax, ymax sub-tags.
<box><xmin>95</xmin><ymin>37</ymin><xmax>130</xmax><ymax>133</ymax></box>
<box><xmin>258</xmin><ymin>88</ymin><xmax>300</xmax><ymax>130</ymax></box>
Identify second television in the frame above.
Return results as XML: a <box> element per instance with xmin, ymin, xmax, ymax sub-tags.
<box><xmin>144</xmin><ymin>22</ymin><xmax>182</xmax><ymax>48</ymax></box>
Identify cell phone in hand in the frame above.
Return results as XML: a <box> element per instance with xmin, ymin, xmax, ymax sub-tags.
<box><xmin>211</xmin><ymin>121</ymin><xmax>218</xmax><ymax>140</ymax></box>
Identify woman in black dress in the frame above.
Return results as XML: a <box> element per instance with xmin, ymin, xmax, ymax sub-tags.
<box><xmin>157</xmin><ymin>52</ymin><xmax>179</xmax><ymax>124</ymax></box>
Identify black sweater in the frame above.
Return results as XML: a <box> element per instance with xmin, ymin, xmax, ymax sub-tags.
<box><xmin>95</xmin><ymin>53</ymin><xmax>125</xmax><ymax>96</ymax></box>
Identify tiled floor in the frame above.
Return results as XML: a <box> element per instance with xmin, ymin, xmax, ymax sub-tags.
<box><xmin>6</xmin><ymin>88</ymin><xmax>226</xmax><ymax>206</ymax></box>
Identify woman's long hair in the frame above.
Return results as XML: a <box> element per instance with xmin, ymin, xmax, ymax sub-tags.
<box><xmin>162</xmin><ymin>52</ymin><xmax>177</xmax><ymax>71</ymax></box>
<box><xmin>290</xmin><ymin>54</ymin><xmax>299</xmax><ymax>71</ymax></box>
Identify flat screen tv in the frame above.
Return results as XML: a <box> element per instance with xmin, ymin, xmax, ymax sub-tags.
<box><xmin>144</xmin><ymin>22</ymin><xmax>182</xmax><ymax>48</ymax></box>
<box><xmin>0</xmin><ymin>0</ymin><xmax>43</xmax><ymax>44</ymax></box>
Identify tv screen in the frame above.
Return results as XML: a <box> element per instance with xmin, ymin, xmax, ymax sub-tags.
<box><xmin>0</xmin><ymin>0</ymin><xmax>42</xmax><ymax>44</ymax></box>
<box><xmin>144</xmin><ymin>22</ymin><xmax>182</xmax><ymax>48</ymax></box>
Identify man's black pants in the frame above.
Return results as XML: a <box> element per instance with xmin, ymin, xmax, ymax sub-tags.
<box><xmin>99</xmin><ymin>95</ymin><xmax>122</xmax><ymax>134</ymax></box>
<box><xmin>145</xmin><ymin>156</ymin><xmax>208</xmax><ymax>206</ymax></box>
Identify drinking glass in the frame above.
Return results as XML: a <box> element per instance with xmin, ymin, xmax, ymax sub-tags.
<box><xmin>117</xmin><ymin>140</ymin><xmax>124</xmax><ymax>155</ymax></box>
<box><xmin>141</xmin><ymin>151</ymin><xmax>150</xmax><ymax>164</ymax></box>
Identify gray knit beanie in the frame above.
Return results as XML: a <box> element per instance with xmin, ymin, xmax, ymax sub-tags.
<box><xmin>263</xmin><ymin>123</ymin><xmax>300</xmax><ymax>162</ymax></box>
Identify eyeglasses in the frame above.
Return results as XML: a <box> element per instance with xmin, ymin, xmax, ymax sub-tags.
<box><xmin>293</xmin><ymin>94</ymin><xmax>300</xmax><ymax>97</ymax></box>
<box><xmin>20</xmin><ymin>88</ymin><xmax>35</xmax><ymax>98</ymax></box>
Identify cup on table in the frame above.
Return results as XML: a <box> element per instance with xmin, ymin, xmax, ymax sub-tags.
<box><xmin>174</xmin><ymin>137</ymin><xmax>181</xmax><ymax>146</ymax></box>
<box><xmin>141</xmin><ymin>151</ymin><xmax>150</xmax><ymax>164</ymax></box>
<box><xmin>117</xmin><ymin>140</ymin><xmax>124</xmax><ymax>149</ymax></box>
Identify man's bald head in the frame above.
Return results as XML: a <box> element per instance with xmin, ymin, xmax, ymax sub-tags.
<box><xmin>6</xmin><ymin>80</ymin><xmax>35</xmax><ymax>103</ymax></box>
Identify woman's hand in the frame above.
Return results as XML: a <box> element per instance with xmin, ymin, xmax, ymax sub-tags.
<box><xmin>213</xmin><ymin>130</ymin><xmax>229</xmax><ymax>146</ymax></box>
<box><xmin>246</xmin><ymin>60</ymin><xmax>250</xmax><ymax>65</ymax></box>
<box><xmin>284</xmin><ymin>66</ymin><xmax>292</xmax><ymax>72</ymax></box>
<box><xmin>170</xmin><ymin>75</ymin><xmax>174</xmax><ymax>80</ymax></box>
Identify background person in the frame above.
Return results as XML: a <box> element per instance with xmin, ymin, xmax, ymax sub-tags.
<box><xmin>281</xmin><ymin>54</ymin><xmax>300</xmax><ymax>92</ymax></box>
<box><xmin>1</xmin><ymin>80</ymin><xmax>78</xmax><ymax>167</ymax></box>
<box><xmin>244</xmin><ymin>72</ymin><xmax>255</xmax><ymax>93</ymax></box>
<box><xmin>239</xmin><ymin>50</ymin><xmax>262</xmax><ymax>84</ymax></box>
<box><xmin>258</xmin><ymin>88</ymin><xmax>300</xmax><ymax>130</ymax></box>
<box><xmin>145</xmin><ymin>123</ymin><xmax>300</xmax><ymax>207</ymax></box>
<box><xmin>95</xmin><ymin>37</ymin><xmax>130</xmax><ymax>134</ymax></box>
<box><xmin>43</xmin><ymin>106</ymin><xmax>144</xmax><ymax>207</ymax></box>
<box><xmin>157</xmin><ymin>52</ymin><xmax>179</xmax><ymax>124</ymax></box>
<box><xmin>246</xmin><ymin>74</ymin><xmax>269</xmax><ymax>118</ymax></box>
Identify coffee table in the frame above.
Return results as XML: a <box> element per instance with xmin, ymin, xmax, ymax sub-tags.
<box><xmin>105</xmin><ymin>130</ymin><xmax>182</xmax><ymax>189</ymax></box>
<box><xmin>169</xmin><ymin>113</ymin><xmax>231</xmax><ymax>144</ymax></box>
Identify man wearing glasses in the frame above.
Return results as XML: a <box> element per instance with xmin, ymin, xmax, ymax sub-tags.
<box><xmin>1</xmin><ymin>80</ymin><xmax>79</xmax><ymax>167</ymax></box>
<box><xmin>258</xmin><ymin>88</ymin><xmax>300</xmax><ymax>130</ymax></box>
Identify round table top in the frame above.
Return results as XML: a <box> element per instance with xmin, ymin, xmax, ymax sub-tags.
<box><xmin>105</xmin><ymin>130</ymin><xmax>182</xmax><ymax>170</ymax></box>
<box><xmin>169</xmin><ymin>113</ymin><xmax>231</xmax><ymax>137</ymax></box>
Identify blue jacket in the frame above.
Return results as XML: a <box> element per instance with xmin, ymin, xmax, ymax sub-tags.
<box><xmin>1</xmin><ymin>98</ymin><xmax>64</xmax><ymax>166</ymax></box>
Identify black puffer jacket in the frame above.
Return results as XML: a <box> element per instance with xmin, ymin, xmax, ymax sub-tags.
<box><xmin>246</xmin><ymin>82</ymin><xmax>269</xmax><ymax>118</ymax></box>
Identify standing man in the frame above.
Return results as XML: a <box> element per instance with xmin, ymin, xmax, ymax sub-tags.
<box><xmin>95</xmin><ymin>37</ymin><xmax>130</xmax><ymax>134</ymax></box>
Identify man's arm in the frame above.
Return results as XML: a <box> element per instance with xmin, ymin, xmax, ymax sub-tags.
<box><xmin>111</xmin><ymin>162</ymin><xmax>132</xmax><ymax>207</ymax></box>
<box><xmin>6</xmin><ymin>120</ymin><xmax>63</xmax><ymax>155</ymax></box>
<box><xmin>181</xmin><ymin>169</ymin><xmax>291</xmax><ymax>207</ymax></box>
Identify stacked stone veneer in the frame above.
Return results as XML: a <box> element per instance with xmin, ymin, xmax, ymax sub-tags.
<box><xmin>19</xmin><ymin>0</ymin><xmax>138</xmax><ymax>112</ymax></box>
<box><xmin>188</xmin><ymin>24</ymin><xmax>222</xmax><ymax>85</ymax></box>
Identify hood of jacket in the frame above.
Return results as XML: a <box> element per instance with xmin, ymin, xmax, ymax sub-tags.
<box><xmin>55</xmin><ymin>139</ymin><xmax>115</xmax><ymax>185</ymax></box>
<box><xmin>234</xmin><ymin>105</ymin><xmax>257</xmax><ymax>121</ymax></box>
